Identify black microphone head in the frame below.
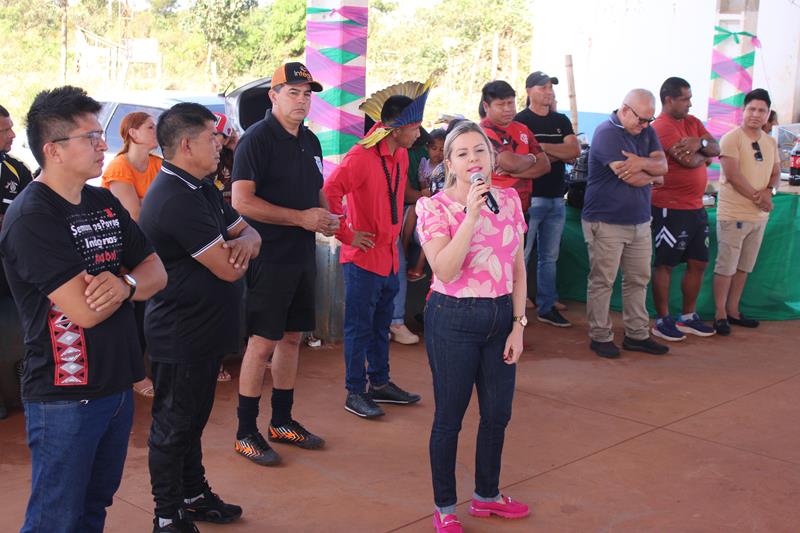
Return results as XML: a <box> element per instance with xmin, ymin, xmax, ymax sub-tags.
<box><xmin>470</xmin><ymin>172</ymin><xmax>487</xmax><ymax>184</ymax></box>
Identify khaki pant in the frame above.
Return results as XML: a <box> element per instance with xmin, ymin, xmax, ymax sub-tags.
<box><xmin>582</xmin><ymin>220</ymin><xmax>652</xmax><ymax>342</ymax></box>
<box><xmin>714</xmin><ymin>219</ymin><xmax>767</xmax><ymax>276</ymax></box>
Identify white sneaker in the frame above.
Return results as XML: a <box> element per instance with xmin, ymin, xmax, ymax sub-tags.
<box><xmin>389</xmin><ymin>324</ymin><xmax>420</xmax><ymax>345</ymax></box>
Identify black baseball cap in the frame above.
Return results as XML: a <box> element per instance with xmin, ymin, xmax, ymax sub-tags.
<box><xmin>271</xmin><ymin>62</ymin><xmax>323</xmax><ymax>92</ymax></box>
<box><xmin>525</xmin><ymin>71</ymin><xmax>559</xmax><ymax>88</ymax></box>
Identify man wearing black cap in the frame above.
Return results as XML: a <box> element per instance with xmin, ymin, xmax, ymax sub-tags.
<box><xmin>514</xmin><ymin>71</ymin><xmax>580</xmax><ymax>328</ymax></box>
<box><xmin>231</xmin><ymin>62</ymin><xmax>339</xmax><ymax>465</ymax></box>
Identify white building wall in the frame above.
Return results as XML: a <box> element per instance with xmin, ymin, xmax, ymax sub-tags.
<box><xmin>530</xmin><ymin>0</ymin><xmax>798</xmax><ymax>122</ymax></box>
<box><xmin>753</xmin><ymin>0</ymin><xmax>800</xmax><ymax>123</ymax></box>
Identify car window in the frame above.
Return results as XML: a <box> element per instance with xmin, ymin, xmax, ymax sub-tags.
<box><xmin>205</xmin><ymin>103</ymin><xmax>225</xmax><ymax>114</ymax></box>
<box><xmin>105</xmin><ymin>104</ymin><xmax>164</xmax><ymax>155</ymax></box>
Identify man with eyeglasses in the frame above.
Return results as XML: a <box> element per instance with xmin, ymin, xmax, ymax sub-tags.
<box><xmin>649</xmin><ymin>77</ymin><xmax>721</xmax><ymax>342</ymax></box>
<box><xmin>0</xmin><ymin>86</ymin><xmax>167</xmax><ymax>532</ymax></box>
<box><xmin>712</xmin><ymin>88</ymin><xmax>780</xmax><ymax>336</ymax></box>
<box><xmin>581</xmin><ymin>89</ymin><xmax>669</xmax><ymax>358</ymax></box>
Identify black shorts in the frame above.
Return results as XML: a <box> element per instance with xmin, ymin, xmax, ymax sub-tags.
<box><xmin>651</xmin><ymin>207</ymin><xmax>709</xmax><ymax>267</ymax></box>
<box><xmin>245</xmin><ymin>261</ymin><xmax>316</xmax><ymax>340</ymax></box>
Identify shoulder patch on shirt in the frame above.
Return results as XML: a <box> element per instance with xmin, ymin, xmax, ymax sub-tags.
<box><xmin>314</xmin><ymin>156</ymin><xmax>323</xmax><ymax>174</ymax></box>
<box><xmin>520</xmin><ymin>133</ymin><xmax>529</xmax><ymax>144</ymax></box>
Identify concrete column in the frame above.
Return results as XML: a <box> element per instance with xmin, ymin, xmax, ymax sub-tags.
<box><xmin>305</xmin><ymin>0</ymin><xmax>368</xmax><ymax>342</ymax></box>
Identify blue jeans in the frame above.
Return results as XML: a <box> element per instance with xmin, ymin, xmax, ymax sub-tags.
<box><xmin>424</xmin><ymin>292</ymin><xmax>516</xmax><ymax>510</ymax></box>
<box><xmin>343</xmin><ymin>263</ymin><xmax>398</xmax><ymax>393</ymax></box>
<box><xmin>21</xmin><ymin>390</ymin><xmax>134</xmax><ymax>533</ymax></box>
<box><xmin>523</xmin><ymin>197</ymin><xmax>566</xmax><ymax>314</ymax></box>
<box><xmin>391</xmin><ymin>235</ymin><xmax>407</xmax><ymax>325</ymax></box>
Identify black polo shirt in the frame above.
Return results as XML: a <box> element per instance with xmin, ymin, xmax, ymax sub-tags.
<box><xmin>139</xmin><ymin>161</ymin><xmax>243</xmax><ymax>363</ymax></box>
<box><xmin>0</xmin><ymin>183</ymin><xmax>151</xmax><ymax>401</ymax></box>
<box><xmin>513</xmin><ymin>108</ymin><xmax>575</xmax><ymax>198</ymax></box>
<box><xmin>1</xmin><ymin>153</ymin><xmax>33</xmax><ymax>217</ymax></box>
<box><xmin>231</xmin><ymin>110</ymin><xmax>323</xmax><ymax>265</ymax></box>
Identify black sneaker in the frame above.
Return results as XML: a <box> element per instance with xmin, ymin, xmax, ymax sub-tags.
<box><xmin>590</xmin><ymin>340</ymin><xmax>620</xmax><ymax>358</ymax></box>
<box><xmin>537</xmin><ymin>309</ymin><xmax>572</xmax><ymax>328</ymax></box>
<box><xmin>345</xmin><ymin>392</ymin><xmax>385</xmax><ymax>418</ymax></box>
<box><xmin>183</xmin><ymin>488</ymin><xmax>242</xmax><ymax>524</ymax></box>
<box><xmin>234</xmin><ymin>432</ymin><xmax>281</xmax><ymax>466</ymax></box>
<box><xmin>268</xmin><ymin>419</ymin><xmax>325</xmax><ymax>449</ymax></box>
<box><xmin>368</xmin><ymin>381</ymin><xmax>422</xmax><ymax>404</ymax></box>
<box><xmin>623</xmin><ymin>336</ymin><xmax>669</xmax><ymax>355</ymax></box>
<box><xmin>727</xmin><ymin>314</ymin><xmax>759</xmax><ymax>328</ymax></box>
<box><xmin>714</xmin><ymin>318</ymin><xmax>731</xmax><ymax>336</ymax></box>
<box><xmin>153</xmin><ymin>511</ymin><xmax>199</xmax><ymax>533</ymax></box>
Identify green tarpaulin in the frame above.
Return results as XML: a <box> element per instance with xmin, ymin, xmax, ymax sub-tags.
<box><xmin>556</xmin><ymin>193</ymin><xmax>800</xmax><ymax>321</ymax></box>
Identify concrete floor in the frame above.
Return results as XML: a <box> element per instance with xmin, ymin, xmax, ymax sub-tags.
<box><xmin>1</xmin><ymin>304</ymin><xmax>799</xmax><ymax>533</ymax></box>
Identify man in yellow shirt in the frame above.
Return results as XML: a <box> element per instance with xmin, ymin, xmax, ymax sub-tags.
<box><xmin>713</xmin><ymin>89</ymin><xmax>780</xmax><ymax>335</ymax></box>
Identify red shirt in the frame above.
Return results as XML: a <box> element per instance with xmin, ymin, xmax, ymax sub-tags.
<box><xmin>480</xmin><ymin>118</ymin><xmax>543</xmax><ymax>210</ymax></box>
<box><xmin>651</xmin><ymin>112</ymin><xmax>710</xmax><ymax>210</ymax></box>
<box><xmin>323</xmin><ymin>138</ymin><xmax>407</xmax><ymax>276</ymax></box>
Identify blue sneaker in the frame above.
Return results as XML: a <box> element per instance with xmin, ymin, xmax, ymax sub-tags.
<box><xmin>651</xmin><ymin>316</ymin><xmax>686</xmax><ymax>342</ymax></box>
<box><xmin>677</xmin><ymin>313</ymin><xmax>716</xmax><ymax>337</ymax></box>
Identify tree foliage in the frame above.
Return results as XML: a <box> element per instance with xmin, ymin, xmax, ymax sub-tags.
<box><xmin>1</xmin><ymin>0</ymin><xmax>534</xmax><ymax>129</ymax></box>
<box><xmin>367</xmin><ymin>0</ymin><xmax>533</xmax><ymax>121</ymax></box>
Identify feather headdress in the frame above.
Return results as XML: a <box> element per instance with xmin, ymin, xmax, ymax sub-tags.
<box><xmin>358</xmin><ymin>77</ymin><xmax>433</xmax><ymax>148</ymax></box>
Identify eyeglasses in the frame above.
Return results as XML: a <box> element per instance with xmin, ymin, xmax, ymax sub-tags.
<box><xmin>751</xmin><ymin>141</ymin><xmax>763</xmax><ymax>162</ymax></box>
<box><xmin>623</xmin><ymin>104</ymin><xmax>655</xmax><ymax>125</ymax></box>
<box><xmin>50</xmin><ymin>130</ymin><xmax>106</xmax><ymax>148</ymax></box>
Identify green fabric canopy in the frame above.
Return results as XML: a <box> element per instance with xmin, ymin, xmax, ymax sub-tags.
<box><xmin>556</xmin><ymin>193</ymin><xmax>800</xmax><ymax>321</ymax></box>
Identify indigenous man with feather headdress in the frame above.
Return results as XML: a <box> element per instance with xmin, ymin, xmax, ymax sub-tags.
<box><xmin>323</xmin><ymin>79</ymin><xmax>431</xmax><ymax>419</ymax></box>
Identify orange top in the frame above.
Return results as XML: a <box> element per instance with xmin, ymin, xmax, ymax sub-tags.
<box><xmin>101</xmin><ymin>154</ymin><xmax>162</xmax><ymax>199</ymax></box>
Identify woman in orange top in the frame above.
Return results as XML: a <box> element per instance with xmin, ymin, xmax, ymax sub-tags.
<box><xmin>102</xmin><ymin>112</ymin><xmax>161</xmax><ymax>398</ymax></box>
<box><xmin>101</xmin><ymin>111</ymin><xmax>161</xmax><ymax>221</ymax></box>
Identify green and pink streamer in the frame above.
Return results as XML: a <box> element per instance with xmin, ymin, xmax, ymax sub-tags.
<box><xmin>306</xmin><ymin>2</ymin><xmax>368</xmax><ymax>178</ymax></box>
<box><xmin>706</xmin><ymin>26</ymin><xmax>760</xmax><ymax>180</ymax></box>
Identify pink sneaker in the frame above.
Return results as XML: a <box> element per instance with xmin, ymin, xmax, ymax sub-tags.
<box><xmin>432</xmin><ymin>511</ymin><xmax>463</xmax><ymax>532</ymax></box>
<box><xmin>469</xmin><ymin>495</ymin><xmax>530</xmax><ymax>519</ymax></box>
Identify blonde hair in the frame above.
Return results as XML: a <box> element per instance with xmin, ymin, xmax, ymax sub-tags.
<box><xmin>442</xmin><ymin>120</ymin><xmax>495</xmax><ymax>189</ymax></box>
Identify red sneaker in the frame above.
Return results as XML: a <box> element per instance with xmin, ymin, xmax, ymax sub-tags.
<box><xmin>468</xmin><ymin>495</ymin><xmax>530</xmax><ymax>519</ymax></box>
<box><xmin>432</xmin><ymin>512</ymin><xmax>463</xmax><ymax>532</ymax></box>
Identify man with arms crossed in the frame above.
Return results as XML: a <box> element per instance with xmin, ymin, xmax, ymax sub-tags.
<box><xmin>712</xmin><ymin>89</ymin><xmax>779</xmax><ymax>336</ymax></box>
<box><xmin>0</xmin><ymin>86</ymin><xmax>166</xmax><ymax>533</ymax></box>
<box><xmin>581</xmin><ymin>89</ymin><xmax>669</xmax><ymax>358</ymax></box>
<box><xmin>650</xmin><ymin>77</ymin><xmax>720</xmax><ymax>341</ymax></box>
<box><xmin>140</xmin><ymin>103</ymin><xmax>261</xmax><ymax>532</ymax></box>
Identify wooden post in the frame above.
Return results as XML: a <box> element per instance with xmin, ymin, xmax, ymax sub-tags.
<box><xmin>565</xmin><ymin>54</ymin><xmax>578</xmax><ymax>133</ymax></box>
<box><xmin>60</xmin><ymin>0</ymin><xmax>68</xmax><ymax>84</ymax></box>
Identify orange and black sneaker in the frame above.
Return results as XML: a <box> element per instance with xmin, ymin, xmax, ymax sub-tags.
<box><xmin>268</xmin><ymin>419</ymin><xmax>325</xmax><ymax>450</ymax></box>
<box><xmin>234</xmin><ymin>432</ymin><xmax>281</xmax><ymax>466</ymax></box>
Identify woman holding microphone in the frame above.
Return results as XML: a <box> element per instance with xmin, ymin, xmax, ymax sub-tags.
<box><xmin>416</xmin><ymin>121</ymin><xmax>530</xmax><ymax>532</ymax></box>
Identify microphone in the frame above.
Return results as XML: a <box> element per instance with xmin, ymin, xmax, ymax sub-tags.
<box><xmin>470</xmin><ymin>172</ymin><xmax>500</xmax><ymax>214</ymax></box>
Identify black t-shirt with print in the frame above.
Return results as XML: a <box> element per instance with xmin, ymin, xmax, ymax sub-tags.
<box><xmin>139</xmin><ymin>161</ymin><xmax>243</xmax><ymax>364</ymax></box>
<box><xmin>231</xmin><ymin>111</ymin><xmax>323</xmax><ymax>266</ymax></box>
<box><xmin>513</xmin><ymin>108</ymin><xmax>575</xmax><ymax>198</ymax></box>
<box><xmin>0</xmin><ymin>182</ymin><xmax>152</xmax><ymax>401</ymax></box>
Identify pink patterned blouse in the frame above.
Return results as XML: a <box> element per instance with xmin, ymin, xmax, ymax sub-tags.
<box><xmin>415</xmin><ymin>187</ymin><xmax>527</xmax><ymax>298</ymax></box>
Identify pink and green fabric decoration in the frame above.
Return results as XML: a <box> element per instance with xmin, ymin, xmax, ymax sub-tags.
<box><xmin>305</xmin><ymin>0</ymin><xmax>368</xmax><ymax>178</ymax></box>
<box><xmin>706</xmin><ymin>25</ymin><xmax>761</xmax><ymax>180</ymax></box>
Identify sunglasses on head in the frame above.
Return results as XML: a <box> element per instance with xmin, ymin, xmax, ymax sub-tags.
<box><xmin>751</xmin><ymin>141</ymin><xmax>763</xmax><ymax>162</ymax></box>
